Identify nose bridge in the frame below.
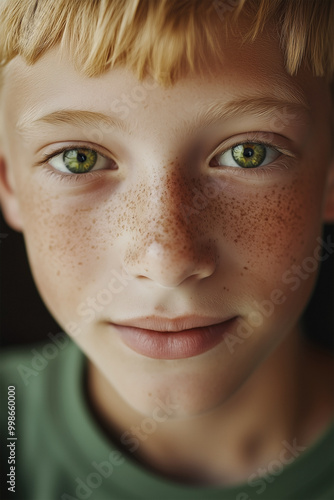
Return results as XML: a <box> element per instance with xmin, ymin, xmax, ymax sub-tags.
<box><xmin>146</xmin><ymin>167</ymin><xmax>194</xmax><ymax>241</ymax></box>
<box><xmin>130</xmin><ymin>166</ymin><xmax>198</xmax><ymax>258</ymax></box>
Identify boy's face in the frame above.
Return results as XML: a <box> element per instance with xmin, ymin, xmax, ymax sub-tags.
<box><xmin>0</xmin><ymin>26</ymin><xmax>333</xmax><ymax>418</ymax></box>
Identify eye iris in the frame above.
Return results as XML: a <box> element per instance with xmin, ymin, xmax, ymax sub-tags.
<box><xmin>63</xmin><ymin>149</ymin><xmax>97</xmax><ymax>173</ymax></box>
<box><xmin>232</xmin><ymin>143</ymin><xmax>266</xmax><ymax>168</ymax></box>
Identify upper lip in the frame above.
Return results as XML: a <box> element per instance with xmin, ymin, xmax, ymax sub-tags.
<box><xmin>109</xmin><ymin>315</ymin><xmax>235</xmax><ymax>332</ymax></box>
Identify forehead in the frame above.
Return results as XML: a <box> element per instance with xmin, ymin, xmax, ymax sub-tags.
<box><xmin>0</xmin><ymin>26</ymin><xmax>331</xmax><ymax>146</ymax></box>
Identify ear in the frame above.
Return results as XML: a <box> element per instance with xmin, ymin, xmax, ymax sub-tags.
<box><xmin>0</xmin><ymin>150</ymin><xmax>23</xmax><ymax>232</ymax></box>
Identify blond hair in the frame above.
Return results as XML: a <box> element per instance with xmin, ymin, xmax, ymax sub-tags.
<box><xmin>0</xmin><ymin>0</ymin><xmax>333</xmax><ymax>87</ymax></box>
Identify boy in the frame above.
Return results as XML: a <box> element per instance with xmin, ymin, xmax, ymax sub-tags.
<box><xmin>0</xmin><ymin>0</ymin><xmax>333</xmax><ymax>498</ymax></box>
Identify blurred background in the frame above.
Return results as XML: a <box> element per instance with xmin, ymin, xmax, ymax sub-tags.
<box><xmin>0</xmin><ymin>210</ymin><xmax>333</xmax><ymax>349</ymax></box>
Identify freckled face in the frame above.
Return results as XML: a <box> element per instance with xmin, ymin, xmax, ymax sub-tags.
<box><xmin>1</xmin><ymin>30</ymin><xmax>332</xmax><ymax>417</ymax></box>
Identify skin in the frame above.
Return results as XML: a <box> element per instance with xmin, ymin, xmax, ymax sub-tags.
<box><xmin>0</xmin><ymin>26</ymin><xmax>333</xmax><ymax>485</ymax></box>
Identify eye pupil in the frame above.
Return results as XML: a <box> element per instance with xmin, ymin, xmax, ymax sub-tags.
<box><xmin>77</xmin><ymin>153</ymin><xmax>87</xmax><ymax>163</ymax></box>
<box><xmin>243</xmin><ymin>147</ymin><xmax>254</xmax><ymax>158</ymax></box>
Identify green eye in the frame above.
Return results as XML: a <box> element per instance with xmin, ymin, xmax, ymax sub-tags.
<box><xmin>232</xmin><ymin>143</ymin><xmax>266</xmax><ymax>168</ymax></box>
<box><xmin>63</xmin><ymin>149</ymin><xmax>97</xmax><ymax>173</ymax></box>
<box><xmin>213</xmin><ymin>142</ymin><xmax>280</xmax><ymax>169</ymax></box>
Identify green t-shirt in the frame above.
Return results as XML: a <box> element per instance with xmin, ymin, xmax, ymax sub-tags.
<box><xmin>1</xmin><ymin>337</ymin><xmax>333</xmax><ymax>500</ymax></box>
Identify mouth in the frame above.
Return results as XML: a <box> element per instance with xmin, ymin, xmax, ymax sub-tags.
<box><xmin>108</xmin><ymin>316</ymin><xmax>237</xmax><ymax>359</ymax></box>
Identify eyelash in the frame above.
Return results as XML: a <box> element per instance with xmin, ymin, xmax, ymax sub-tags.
<box><xmin>36</xmin><ymin>135</ymin><xmax>295</xmax><ymax>184</ymax></box>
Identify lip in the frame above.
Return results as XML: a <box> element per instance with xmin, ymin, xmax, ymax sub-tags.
<box><xmin>109</xmin><ymin>316</ymin><xmax>237</xmax><ymax>359</ymax></box>
<box><xmin>113</xmin><ymin>315</ymin><xmax>232</xmax><ymax>332</ymax></box>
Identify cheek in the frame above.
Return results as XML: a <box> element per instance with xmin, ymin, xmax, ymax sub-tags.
<box><xmin>209</xmin><ymin>172</ymin><xmax>325</xmax><ymax>278</ymax></box>
<box><xmin>204</xmin><ymin>168</ymin><xmax>327</xmax><ymax>333</ymax></box>
<box><xmin>16</xmin><ymin>180</ymin><xmax>127</xmax><ymax>320</ymax></box>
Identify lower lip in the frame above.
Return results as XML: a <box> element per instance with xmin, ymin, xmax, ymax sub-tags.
<box><xmin>111</xmin><ymin>318</ymin><xmax>236</xmax><ymax>360</ymax></box>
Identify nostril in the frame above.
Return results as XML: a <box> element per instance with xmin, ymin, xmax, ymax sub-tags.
<box><xmin>122</xmin><ymin>237</ymin><xmax>217</xmax><ymax>288</ymax></box>
<box><xmin>137</xmin><ymin>272</ymin><xmax>149</xmax><ymax>278</ymax></box>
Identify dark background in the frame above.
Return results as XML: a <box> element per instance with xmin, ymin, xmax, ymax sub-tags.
<box><xmin>0</xmin><ymin>210</ymin><xmax>333</xmax><ymax>349</ymax></box>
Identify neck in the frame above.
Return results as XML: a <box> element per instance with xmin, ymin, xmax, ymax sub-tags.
<box><xmin>86</xmin><ymin>325</ymin><xmax>332</xmax><ymax>486</ymax></box>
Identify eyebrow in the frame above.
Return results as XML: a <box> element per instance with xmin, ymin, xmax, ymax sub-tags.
<box><xmin>16</xmin><ymin>92</ymin><xmax>310</xmax><ymax>137</ymax></box>
<box><xmin>189</xmin><ymin>73</ymin><xmax>310</xmax><ymax>132</ymax></box>
<box><xmin>16</xmin><ymin>109</ymin><xmax>131</xmax><ymax>134</ymax></box>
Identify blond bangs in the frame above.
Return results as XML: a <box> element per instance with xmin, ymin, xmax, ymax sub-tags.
<box><xmin>0</xmin><ymin>0</ymin><xmax>333</xmax><ymax>87</ymax></box>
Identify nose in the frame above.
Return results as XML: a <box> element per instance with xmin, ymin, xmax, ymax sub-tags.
<box><xmin>122</xmin><ymin>170</ymin><xmax>218</xmax><ymax>288</ymax></box>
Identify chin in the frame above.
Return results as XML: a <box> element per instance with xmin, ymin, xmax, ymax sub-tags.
<box><xmin>116</xmin><ymin>375</ymin><xmax>246</xmax><ymax>420</ymax></box>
